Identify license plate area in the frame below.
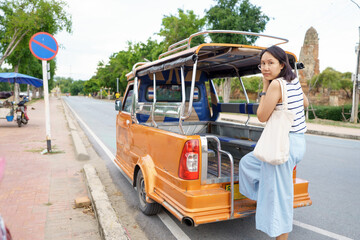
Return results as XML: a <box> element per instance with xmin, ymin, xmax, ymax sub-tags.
<box><xmin>225</xmin><ymin>183</ymin><xmax>247</xmax><ymax>200</ymax></box>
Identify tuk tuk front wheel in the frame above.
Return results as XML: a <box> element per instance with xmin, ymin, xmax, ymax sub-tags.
<box><xmin>136</xmin><ymin>170</ymin><xmax>162</xmax><ymax>215</ymax></box>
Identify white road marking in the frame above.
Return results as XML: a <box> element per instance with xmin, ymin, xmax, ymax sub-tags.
<box><xmin>65</xmin><ymin>100</ymin><xmax>353</xmax><ymax>240</ymax></box>
<box><xmin>158</xmin><ymin>212</ymin><xmax>191</xmax><ymax>240</ymax></box>
<box><xmin>65</xmin><ymin>101</ymin><xmax>191</xmax><ymax>240</ymax></box>
<box><xmin>293</xmin><ymin>220</ymin><xmax>353</xmax><ymax>240</ymax></box>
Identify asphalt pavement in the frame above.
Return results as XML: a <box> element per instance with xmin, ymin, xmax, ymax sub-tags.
<box><xmin>0</xmin><ymin>97</ymin><xmax>359</xmax><ymax>240</ymax></box>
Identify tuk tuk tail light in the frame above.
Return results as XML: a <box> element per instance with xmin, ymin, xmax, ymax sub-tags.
<box><xmin>179</xmin><ymin>140</ymin><xmax>199</xmax><ymax>180</ymax></box>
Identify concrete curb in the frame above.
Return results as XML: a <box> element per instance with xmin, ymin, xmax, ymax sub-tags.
<box><xmin>83</xmin><ymin>164</ymin><xmax>129</xmax><ymax>240</ymax></box>
<box><xmin>221</xmin><ymin>117</ymin><xmax>360</xmax><ymax>140</ymax></box>
<box><xmin>61</xmin><ymin>100</ymin><xmax>90</xmax><ymax>160</ymax></box>
<box><xmin>305</xmin><ymin>129</ymin><xmax>360</xmax><ymax>140</ymax></box>
<box><xmin>70</xmin><ymin>130</ymin><xmax>90</xmax><ymax>160</ymax></box>
<box><xmin>60</xmin><ymin>99</ymin><xmax>129</xmax><ymax>240</ymax></box>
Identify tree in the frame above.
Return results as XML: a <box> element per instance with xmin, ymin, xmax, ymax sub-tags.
<box><xmin>339</xmin><ymin>72</ymin><xmax>353</xmax><ymax>98</ymax></box>
<box><xmin>206</xmin><ymin>0</ymin><xmax>269</xmax><ymax>102</ymax></box>
<box><xmin>89</xmin><ymin>39</ymin><xmax>165</xmax><ymax>96</ymax></box>
<box><xmin>309</xmin><ymin>67</ymin><xmax>345</xmax><ymax>94</ymax></box>
<box><xmin>83</xmin><ymin>78</ymin><xmax>99</xmax><ymax>95</ymax></box>
<box><xmin>158</xmin><ymin>8</ymin><xmax>206</xmax><ymax>49</ymax></box>
<box><xmin>206</xmin><ymin>0</ymin><xmax>269</xmax><ymax>44</ymax></box>
<box><xmin>70</xmin><ymin>80</ymin><xmax>84</xmax><ymax>96</ymax></box>
<box><xmin>0</xmin><ymin>0</ymin><xmax>72</xmax><ymax>67</ymax></box>
<box><xmin>54</xmin><ymin>76</ymin><xmax>73</xmax><ymax>93</ymax></box>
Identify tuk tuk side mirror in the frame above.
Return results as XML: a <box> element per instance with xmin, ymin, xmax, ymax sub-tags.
<box><xmin>115</xmin><ymin>99</ymin><xmax>122</xmax><ymax>111</ymax></box>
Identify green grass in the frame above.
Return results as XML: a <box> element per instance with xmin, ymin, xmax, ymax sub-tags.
<box><xmin>25</xmin><ymin>144</ymin><xmax>65</xmax><ymax>154</ymax></box>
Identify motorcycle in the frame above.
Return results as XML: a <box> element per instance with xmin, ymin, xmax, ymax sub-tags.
<box><xmin>15</xmin><ymin>96</ymin><xmax>29</xmax><ymax>127</ymax></box>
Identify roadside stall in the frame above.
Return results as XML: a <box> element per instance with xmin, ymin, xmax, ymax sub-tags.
<box><xmin>0</xmin><ymin>72</ymin><xmax>43</xmax><ymax>126</ymax></box>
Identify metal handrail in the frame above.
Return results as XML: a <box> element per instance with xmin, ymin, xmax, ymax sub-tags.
<box><xmin>131</xmin><ymin>62</ymin><xmax>148</xmax><ymax>124</ymax></box>
<box><xmin>205</xmin><ymin>135</ymin><xmax>222</xmax><ymax>178</ymax></box>
<box><xmin>231</xmin><ymin>65</ymin><xmax>251</xmax><ymax>126</ymax></box>
<box><xmin>131</xmin><ymin>77</ymin><xmax>139</xmax><ymax>124</ymax></box>
<box><xmin>219</xmin><ymin>149</ymin><xmax>234</xmax><ymax>219</ymax></box>
<box><xmin>160</xmin><ymin>30</ymin><xmax>289</xmax><ymax>59</ymax></box>
<box><xmin>181</xmin><ymin>58</ymin><xmax>198</xmax><ymax>121</ymax></box>
<box><xmin>178</xmin><ymin>66</ymin><xmax>186</xmax><ymax>134</ymax></box>
<box><xmin>204</xmin><ymin>134</ymin><xmax>234</xmax><ymax>219</ymax></box>
<box><xmin>151</xmin><ymin>73</ymin><xmax>158</xmax><ymax>128</ymax></box>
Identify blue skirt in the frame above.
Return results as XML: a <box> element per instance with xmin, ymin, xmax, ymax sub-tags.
<box><xmin>238</xmin><ymin>133</ymin><xmax>306</xmax><ymax>237</ymax></box>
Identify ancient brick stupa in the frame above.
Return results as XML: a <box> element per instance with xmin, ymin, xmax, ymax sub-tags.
<box><xmin>298</xmin><ymin>27</ymin><xmax>320</xmax><ymax>88</ymax></box>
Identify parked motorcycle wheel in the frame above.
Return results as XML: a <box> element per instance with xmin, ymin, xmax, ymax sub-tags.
<box><xmin>22</xmin><ymin>114</ymin><xmax>28</xmax><ymax>125</ymax></box>
<box><xmin>17</xmin><ymin>116</ymin><xmax>22</xmax><ymax>127</ymax></box>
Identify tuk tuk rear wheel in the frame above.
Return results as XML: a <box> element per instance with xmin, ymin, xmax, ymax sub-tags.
<box><xmin>136</xmin><ymin>170</ymin><xmax>162</xmax><ymax>215</ymax></box>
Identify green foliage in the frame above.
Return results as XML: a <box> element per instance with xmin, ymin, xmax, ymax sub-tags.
<box><xmin>54</xmin><ymin>76</ymin><xmax>72</xmax><ymax>93</ymax></box>
<box><xmin>89</xmin><ymin>38</ymin><xmax>165</xmax><ymax>96</ymax></box>
<box><xmin>70</xmin><ymin>80</ymin><xmax>84</xmax><ymax>96</ymax></box>
<box><xmin>206</xmin><ymin>0</ymin><xmax>269</xmax><ymax>44</ymax></box>
<box><xmin>231</xmin><ymin>75</ymin><xmax>262</xmax><ymax>93</ymax></box>
<box><xmin>309</xmin><ymin>68</ymin><xmax>353</xmax><ymax>93</ymax></box>
<box><xmin>0</xmin><ymin>82</ymin><xmax>11</xmax><ymax>91</ymax></box>
<box><xmin>83</xmin><ymin>78</ymin><xmax>99</xmax><ymax>95</ymax></box>
<box><xmin>54</xmin><ymin>76</ymin><xmax>84</xmax><ymax>96</ymax></box>
<box><xmin>158</xmin><ymin>8</ymin><xmax>206</xmax><ymax>48</ymax></box>
<box><xmin>307</xmin><ymin>105</ymin><xmax>360</xmax><ymax>122</ymax></box>
<box><xmin>0</xmin><ymin>0</ymin><xmax>72</xmax><ymax>90</ymax></box>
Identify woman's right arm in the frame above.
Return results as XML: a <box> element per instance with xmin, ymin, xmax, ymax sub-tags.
<box><xmin>257</xmin><ymin>80</ymin><xmax>282</xmax><ymax>122</ymax></box>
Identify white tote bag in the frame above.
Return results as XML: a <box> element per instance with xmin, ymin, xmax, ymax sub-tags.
<box><xmin>253</xmin><ymin>78</ymin><xmax>295</xmax><ymax>165</ymax></box>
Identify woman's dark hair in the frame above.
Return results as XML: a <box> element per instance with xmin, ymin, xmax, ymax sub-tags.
<box><xmin>260</xmin><ymin>45</ymin><xmax>296</xmax><ymax>82</ymax></box>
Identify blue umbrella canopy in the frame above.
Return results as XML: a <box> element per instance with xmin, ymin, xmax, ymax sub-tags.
<box><xmin>0</xmin><ymin>72</ymin><xmax>43</xmax><ymax>87</ymax></box>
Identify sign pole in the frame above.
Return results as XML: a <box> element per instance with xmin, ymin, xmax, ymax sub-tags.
<box><xmin>117</xmin><ymin>78</ymin><xmax>119</xmax><ymax>92</ymax></box>
<box><xmin>351</xmin><ymin>26</ymin><xmax>360</xmax><ymax>123</ymax></box>
<box><xmin>29</xmin><ymin>32</ymin><xmax>58</xmax><ymax>153</ymax></box>
<box><xmin>42</xmin><ymin>60</ymin><xmax>52</xmax><ymax>152</ymax></box>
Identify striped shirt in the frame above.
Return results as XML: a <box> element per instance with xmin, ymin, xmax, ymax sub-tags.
<box><xmin>275</xmin><ymin>78</ymin><xmax>307</xmax><ymax>133</ymax></box>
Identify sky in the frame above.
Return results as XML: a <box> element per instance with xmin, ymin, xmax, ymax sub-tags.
<box><xmin>54</xmin><ymin>0</ymin><xmax>360</xmax><ymax>80</ymax></box>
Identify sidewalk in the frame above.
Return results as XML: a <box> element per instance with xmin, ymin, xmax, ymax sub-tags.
<box><xmin>220</xmin><ymin>113</ymin><xmax>360</xmax><ymax>140</ymax></box>
<box><xmin>0</xmin><ymin>98</ymin><xmax>101</xmax><ymax>239</ymax></box>
<box><xmin>0</xmin><ymin>97</ymin><xmax>148</xmax><ymax>240</ymax></box>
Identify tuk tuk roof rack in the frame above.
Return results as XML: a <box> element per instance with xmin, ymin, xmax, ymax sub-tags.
<box><xmin>158</xmin><ymin>30</ymin><xmax>289</xmax><ymax>59</ymax></box>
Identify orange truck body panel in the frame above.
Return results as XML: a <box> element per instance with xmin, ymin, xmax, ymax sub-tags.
<box><xmin>115</xmin><ymin>40</ymin><xmax>311</xmax><ymax>226</ymax></box>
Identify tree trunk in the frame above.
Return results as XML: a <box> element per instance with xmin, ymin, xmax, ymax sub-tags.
<box><xmin>14</xmin><ymin>64</ymin><xmax>19</xmax><ymax>103</ymax></box>
<box><xmin>0</xmin><ymin>29</ymin><xmax>29</xmax><ymax>68</ymax></box>
<box><xmin>27</xmin><ymin>84</ymin><xmax>30</xmax><ymax>100</ymax></box>
<box><xmin>223</xmin><ymin>78</ymin><xmax>231</xmax><ymax>103</ymax></box>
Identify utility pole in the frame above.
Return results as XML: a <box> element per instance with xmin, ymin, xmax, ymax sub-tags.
<box><xmin>350</xmin><ymin>27</ymin><xmax>360</xmax><ymax>123</ymax></box>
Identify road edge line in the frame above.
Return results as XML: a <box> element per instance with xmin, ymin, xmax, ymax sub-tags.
<box><xmin>293</xmin><ymin>220</ymin><xmax>353</xmax><ymax>240</ymax></box>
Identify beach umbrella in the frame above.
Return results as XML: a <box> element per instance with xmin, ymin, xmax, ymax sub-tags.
<box><xmin>0</xmin><ymin>72</ymin><xmax>43</xmax><ymax>87</ymax></box>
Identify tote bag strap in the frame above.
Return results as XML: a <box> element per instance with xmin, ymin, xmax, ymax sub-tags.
<box><xmin>275</xmin><ymin>78</ymin><xmax>289</xmax><ymax>110</ymax></box>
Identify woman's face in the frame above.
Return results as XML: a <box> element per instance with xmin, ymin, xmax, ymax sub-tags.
<box><xmin>259</xmin><ymin>51</ymin><xmax>284</xmax><ymax>81</ymax></box>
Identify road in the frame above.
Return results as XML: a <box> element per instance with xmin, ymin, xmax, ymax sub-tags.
<box><xmin>63</xmin><ymin>96</ymin><xmax>359</xmax><ymax>240</ymax></box>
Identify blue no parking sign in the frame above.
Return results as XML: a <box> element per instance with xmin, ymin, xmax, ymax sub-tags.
<box><xmin>28</xmin><ymin>32</ymin><xmax>58</xmax><ymax>152</ymax></box>
<box><xmin>29</xmin><ymin>32</ymin><xmax>58</xmax><ymax>61</ymax></box>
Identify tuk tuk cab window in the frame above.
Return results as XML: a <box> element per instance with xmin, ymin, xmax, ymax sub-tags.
<box><xmin>145</xmin><ymin>85</ymin><xmax>200</xmax><ymax>102</ymax></box>
<box><xmin>123</xmin><ymin>86</ymin><xmax>133</xmax><ymax>112</ymax></box>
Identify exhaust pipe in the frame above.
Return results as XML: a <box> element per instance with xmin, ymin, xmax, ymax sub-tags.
<box><xmin>182</xmin><ymin>217</ymin><xmax>195</xmax><ymax>227</ymax></box>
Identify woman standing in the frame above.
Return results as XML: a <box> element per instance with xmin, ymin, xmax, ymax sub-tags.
<box><xmin>238</xmin><ymin>45</ymin><xmax>309</xmax><ymax>240</ymax></box>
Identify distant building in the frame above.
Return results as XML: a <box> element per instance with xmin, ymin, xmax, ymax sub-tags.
<box><xmin>299</xmin><ymin>27</ymin><xmax>320</xmax><ymax>85</ymax></box>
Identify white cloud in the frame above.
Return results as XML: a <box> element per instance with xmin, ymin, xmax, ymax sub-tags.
<box><xmin>54</xmin><ymin>0</ymin><xmax>360</xmax><ymax>80</ymax></box>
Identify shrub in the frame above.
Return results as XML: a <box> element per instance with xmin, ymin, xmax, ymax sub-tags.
<box><xmin>307</xmin><ymin>105</ymin><xmax>360</xmax><ymax>121</ymax></box>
